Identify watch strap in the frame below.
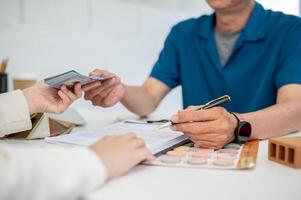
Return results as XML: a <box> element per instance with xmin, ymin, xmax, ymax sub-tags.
<box><xmin>230</xmin><ymin>112</ymin><xmax>241</xmax><ymax>144</ymax></box>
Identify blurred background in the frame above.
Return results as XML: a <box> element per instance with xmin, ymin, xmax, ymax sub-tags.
<box><xmin>0</xmin><ymin>0</ymin><xmax>300</xmax><ymax>117</ymax></box>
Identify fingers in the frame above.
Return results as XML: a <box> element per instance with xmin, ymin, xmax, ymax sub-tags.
<box><xmin>171</xmin><ymin>120</ymin><xmax>217</xmax><ymax>134</ymax></box>
<box><xmin>84</xmin><ymin>78</ymin><xmax>119</xmax><ymax>100</ymax></box>
<box><xmin>83</xmin><ymin>68</ymin><xmax>118</xmax><ymax>92</ymax></box>
<box><xmin>58</xmin><ymin>90</ymin><xmax>71</xmax><ymax>105</ymax></box>
<box><xmin>194</xmin><ymin>140</ymin><xmax>222</xmax><ymax>149</ymax></box>
<box><xmin>89</xmin><ymin>69</ymin><xmax>120</xmax><ymax>85</ymax></box>
<box><xmin>123</xmin><ymin>132</ymin><xmax>138</xmax><ymax>140</ymax></box>
<box><xmin>84</xmin><ymin>84</ymin><xmax>105</xmax><ymax>100</ymax></box>
<box><xmin>87</xmin><ymin>84</ymin><xmax>124</xmax><ymax>107</ymax></box>
<box><xmin>84</xmin><ymin>78</ymin><xmax>117</xmax><ymax>100</ymax></box>
<box><xmin>94</xmin><ymin>85</ymin><xmax>115</xmax><ymax>100</ymax></box>
<box><xmin>183</xmin><ymin>105</ymin><xmax>201</xmax><ymax>111</ymax></box>
<box><xmin>57</xmin><ymin>85</ymin><xmax>82</xmax><ymax>112</ymax></box>
<box><xmin>123</xmin><ymin>133</ymin><xmax>154</xmax><ymax>161</ymax></box>
<box><xmin>83</xmin><ymin>70</ymin><xmax>124</xmax><ymax>108</ymax></box>
<box><xmin>60</xmin><ymin>85</ymin><xmax>77</xmax><ymax>101</ymax></box>
<box><xmin>170</xmin><ymin>108</ymin><xmax>236</xmax><ymax>149</ymax></box>
<box><xmin>123</xmin><ymin>133</ymin><xmax>146</xmax><ymax>148</ymax></box>
<box><xmin>74</xmin><ymin>83</ymin><xmax>83</xmax><ymax>98</ymax></box>
<box><xmin>171</xmin><ymin>107</ymin><xmax>227</xmax><ymax>123</ymax></box>
<box><xmin>186</xmin><ymin>132</ymin><xmax>224</xmax><ymax>143</ymax></box>
<box><xmin>133</xmin><ymin>138</ymin><xmax>146</xmax><ymax>149</ymax></box>
<box><xmin>187</xmin><ymin>136</ymin><xmax>222</xmax><ymax>149</ymax></box>
<box><xmin>89</xmin><ymin>69</ymin><xmax>115</xmax><ymax>78</ymax></box>
<box><xmin>103</xmin><ymin>84</ymin><xmax>125</xmax><ymax>107</ymax></box>
<box><xmin>82</xmin><ymin>81</ymin><xmax>101</xmax><ymax>91</ymax></box>
<box><xmin>138</xmin><ymin>148</ymin><xmax>155</xmax><ymax>162</ymax></box>
<box><xmin>185</xmin><ymin>131</ymin><xmax>234</xmax><ymax>149</ymax></box>
<box><xmin>98</xmin><ymin>77</ymin><xmax>120</xmax><ymax>91</ymax></box>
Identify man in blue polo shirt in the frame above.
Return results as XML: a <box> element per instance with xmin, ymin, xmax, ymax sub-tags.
<box><xmin>84</xmin><ymin>0</ymin><xmax>301</xmax><ymax>148</ymax></box>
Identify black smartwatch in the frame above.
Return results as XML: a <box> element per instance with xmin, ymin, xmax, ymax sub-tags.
<box><xmin>230</xmin><ymin>112</ymin><xmax>252</xmax><ymax>144</ymax></box>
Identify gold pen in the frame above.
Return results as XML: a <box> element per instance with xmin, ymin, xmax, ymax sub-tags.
<box><xmin>154</xmin><ymin>95</ymin><xmax>232</xmax><ymax>131</ymax></box>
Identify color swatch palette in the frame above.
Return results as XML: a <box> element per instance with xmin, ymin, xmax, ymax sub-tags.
<box><xmin>149</xmin><ymin>140</ymin><xmax>259</xmax><ymax>170</ymax></box>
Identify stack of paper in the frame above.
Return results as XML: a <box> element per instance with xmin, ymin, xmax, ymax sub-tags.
<box><xmin>45</xmin><ymin>121</ymin><xmax>189</xmax><ymax>155</ymax></box>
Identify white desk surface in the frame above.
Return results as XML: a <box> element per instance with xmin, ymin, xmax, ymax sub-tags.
<box><xmin>2</xmin><ymin>108</ymin><xmax>301</xmax><ymax>200</ymax></box>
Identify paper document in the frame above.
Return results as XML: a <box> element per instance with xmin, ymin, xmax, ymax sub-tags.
<box><xmin>45</xmin><ymin>121</ymin><xmax>189</xmax><ymax>155</ymax></box>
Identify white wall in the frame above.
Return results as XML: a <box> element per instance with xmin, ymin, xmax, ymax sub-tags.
<box><xmin>0</xmin><ymin>0</ymin><xmax>299</xmax><ymax>117</ymax></box>
<box><xmin>0</xmin><ymin>0</ymin><xmax>212</xmax><ymax>116</ymax></box>
<box><xmin>257</xmin><ymin>0</ymin><xmax>300</xmax><ymax>15</ymax></box>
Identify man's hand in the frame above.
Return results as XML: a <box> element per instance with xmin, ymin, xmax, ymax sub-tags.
<box><xmin>83</xmin><ymin>69</ymin><xmax>125</xmax><ymax>107</ymax></box>
<box><xmin>22</xmin><ymin>82</ymin><xmax>82</xmax><ymax>114</ymax></box>
<box><xmin>91</xmin><ymin>133</ymin><xmax>155</xmax><ymax>179</ymax></box>
<box><xmin>170</xmin><ymin>107</ymin><xmax>238</xmax><ymax>149</ymax></box>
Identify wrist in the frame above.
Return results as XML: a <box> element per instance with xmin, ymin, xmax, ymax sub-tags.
<box><xmin>230</xmin><ymin>112</ymin><xmax>252</xmax><ymax>144</ymax></box>
<box><xmin>22</xmin><ymin>88</ymin><xmax>38</xmax><ymax>114</ymax></box>
<box><xmin>90</xmin><ymin>147</ymin><xmax>110</xmax><ymax>181</ymax></box>
<box><xmin>120</xmin><ymin>83</ymin><xmax>128</xmax><ymax>103</ymax></box>
<box><xmin>229</xmin><ymin>112</ymin><xmax>239</xmax><ymax>141</ymax></box>
<box><xmin>22</xmin><ymin>84</ymin><xmax>46</xmax><ymax>114</ymax></box>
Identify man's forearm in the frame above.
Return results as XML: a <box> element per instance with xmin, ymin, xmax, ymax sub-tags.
<box><xmin>121</xmin><ymin>85</ymin><xmax>157</xmax><ymax>117</ymax></box>
<box><xmin>239</xmin><ymin>101</ymin><xmax>301</xmax><ymax>139</ymax></box>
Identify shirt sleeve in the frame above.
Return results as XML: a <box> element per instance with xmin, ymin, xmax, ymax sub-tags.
<box><xmin>0</xmin><ymin>145</ymin><xmax>107</xmax><ymax>200</ymax></box>
<box><xmin>275</xmin><ymin>23</ymin><xmax>301</xmax><ymax>89</ymax></box>
<box><xmin>150</xmin><ymin>26</ymin><xmax>181</xmax><ymax>89</ymax></box>
<box><xmin>0</xmin><ymin>90</ymin><xmax>32</xmax><ymax>137</ymax></box>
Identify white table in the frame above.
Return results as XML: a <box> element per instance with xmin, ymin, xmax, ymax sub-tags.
<box><xmin>2</xmin><ymin>108</ymin><xmax>301</xmax><ymax>200</ymax></box>
<box><xmin>81</xmin><ymin>108</ymin><xmax>301</xmax><ymax>200</ymax></box>
<box><xmin>84</xmin><ymin>137</ymin><xmax>301</xmax><ymax>200</ymax></box>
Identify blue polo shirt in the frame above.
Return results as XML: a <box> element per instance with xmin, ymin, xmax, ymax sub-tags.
<box><xmin>150</xmin><ymin>2</ymin><xmax>301</xmax><ymax>113</ymax></box>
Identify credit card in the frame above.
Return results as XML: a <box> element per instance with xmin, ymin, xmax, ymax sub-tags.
<box><xmin>44</xmin><ymin>70</ymin><xmax>112</xmax><ymax>89</ymax></box>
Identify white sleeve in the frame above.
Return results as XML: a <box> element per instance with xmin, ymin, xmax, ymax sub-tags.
<box><xmin>0</xmin><ymin>90</ymin><xmax>32</xmax><ymax>137</ymax></box>
<box><xmin>0</xmin><ymin>144</ymin><xmax>108</xmax><ymax>200</ymax></box>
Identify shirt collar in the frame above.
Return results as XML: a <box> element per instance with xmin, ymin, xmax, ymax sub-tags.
<box><xmin>197</xmin><ymin>2</ymin><xmax>267</xmax><ymax>41</ymax></box>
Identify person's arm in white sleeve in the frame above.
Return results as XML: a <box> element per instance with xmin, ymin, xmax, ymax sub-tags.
<box><xmin>0</xmin><ymin>145</ymin><xmax>107</xmax><ymax>200</ymax></box>
<box><xmin>0</xmin><ymin>134</ymin><xmax>155</xmax><ymax>200</ymax></box>
<box><xmin>0</xmin><ymin>81</ymin><xmax>154</xmax><ymax>200</ymax></box>
<box><xmin>0</xmin><ymin>90</ymin><xmax>32</xmax><ymax>136</ymax></box>
<box><xmin>0</xmin><ymin>82</ymin><xmax>83</xmax><ymax>137</ymax></box>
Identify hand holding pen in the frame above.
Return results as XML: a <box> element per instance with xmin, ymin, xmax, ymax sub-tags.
<box><xmin>155</xmin><ymin>95</ymin><xmax>238</xmax><ymax>149</ymax></box>
<box><xmin>155</xmin><ymin>95</ymin><xmax>231</xmax><ymax>130</ymax></box>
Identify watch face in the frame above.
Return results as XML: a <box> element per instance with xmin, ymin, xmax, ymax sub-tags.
<box><xmin>238</xmin><ymin>121</ymin><xmax>252</xmax><ymax>143</ymax></box>
<box><xmin>240</xmin><ymin>122</ymin><xmax>252</xmax><ymax>137</ymax></box>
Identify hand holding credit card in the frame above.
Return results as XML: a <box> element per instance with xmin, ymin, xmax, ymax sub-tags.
<box><xmin>44</xmin><ymin>70</ymin><xmax>113</xmax><ymax>89</ymax></box>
